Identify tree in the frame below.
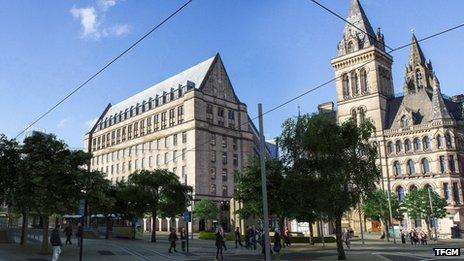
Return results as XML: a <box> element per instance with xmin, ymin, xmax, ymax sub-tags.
<box><xmin>279</xmin><ymin>114</ymin><xmax>379</xmax><ymax>260</ymax></box>
<box><xmin>363</xmin><ymin>189</ymin><xmax>403</xmax><ymax>240</ymax></box>
<box><xmin>128</xmin><ymin>169</ymin><xmax>192</xmax><ymax>242</ymax></box>
<box><xmin>403</xmin><ymin>188</ymin><xmax>447</xmax><ymax>237</ymax></box>
<box><xmin>22</xmin><ymin>131</ymin><xmax>89</xmax><ymax>252</ymax></box>
<box><xmin>193</xmin><ymin>199</ymin><xmax>219</xmax><ymax>230</ymax></box>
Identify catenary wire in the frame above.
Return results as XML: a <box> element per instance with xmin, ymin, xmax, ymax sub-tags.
<box><xmin>15</xmin><ymin>0</ymin><xmax>193</xmax><ymax>139</ymax></box>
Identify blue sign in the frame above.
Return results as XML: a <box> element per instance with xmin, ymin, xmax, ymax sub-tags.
<box><xmin>78</xmin><ymin>199</ymin><xmax>86</xmax><ymax>216</ymax></box>
<box><xmin>182</xmin><ymin>211</ymin><xmax>191</xmax><ymax>222</ymax></box>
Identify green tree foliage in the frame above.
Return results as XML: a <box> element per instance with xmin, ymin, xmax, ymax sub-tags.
<box><xmin>128</xmin><ymin>169</ymin><xmax>192</xmax><ymax>242</ymax></box>
<box><xmin>279</xmin><ymin>114</ymin><xmax>379</xmax><ymax>260</ymax></box>
<box><xmin>193</xmin><ymin>199</ymin><xmax>219</xmax><ymax>226</ymax></box>
<box><xmin>403</xmin><ymin>188</ymin><xmax>447</xmax><ymax>237</ymax></box>
<box><xmin>363</xmin><ymin>189</ymin><xmax>403</xmax><ymax>239</ymax></box>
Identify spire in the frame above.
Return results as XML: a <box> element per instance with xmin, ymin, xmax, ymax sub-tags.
<box><xmin>408</xmin><ymin>34</ymin><xmax>427</xmax><ymax>66</ymax></box>
<box><xmin>346</xmin><ymin>0</ymin><xmax>376</xmax><ymax>38</ymax></box>
<box><xmin>431</xmin><ymin>74</ymin><xmax>452</xmax><ymax>120</ymax></box>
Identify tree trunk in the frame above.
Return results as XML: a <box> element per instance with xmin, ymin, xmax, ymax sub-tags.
<box><xmin>309</xmin><ymin>223</ymin><xmax>314</xmax><ymax>245</ymax></box>
<box><xmin>425</xmin><ymin>216</ymin><xmax>432</xmax><ymax>239</ymax></box>
<box><xmin>381</xmin><ymin>219</ymin><xmax>390</xmax><ymax>241</ymax></box>
<box><xmin>335</xmin><ymin>215</ymin><xmax>346</xmax><ymax>260</ymax></box>
<box><xmin>20</xmin><ymin>211</ymin><xmax>28</xmax><ymax>246</ymax></box>
<box><xmin>151</xmin><ymin>210</ymin><xmax>157</xmax><ymax>242</ymax></box>
<box><xmin>105</xmin><ymin>216</ymin><xmax>110</xmax><ymax>240</ymax></box>
<box><xmin>40</xmin><ymin>215</ymin><xmax>49</xmax><ymax>253</ymax></box>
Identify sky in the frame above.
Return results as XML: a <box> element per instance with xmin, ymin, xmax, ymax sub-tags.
<box><xmin>1</xmin><ymin>0</ymin><xmax>463</xmax><ymax>149</ymax></box>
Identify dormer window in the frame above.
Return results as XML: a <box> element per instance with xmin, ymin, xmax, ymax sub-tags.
<box><xmin>401</xmin><ymin>115</ymin><xmax>409</xmax><ymax>128</ymax></box>
<box><xmin>347</xmin><ymin>41</ymin><xmax>354</xmax><ymax>54</ymax></box>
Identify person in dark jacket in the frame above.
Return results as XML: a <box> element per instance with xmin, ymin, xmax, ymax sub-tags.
<box><xmin>273</xmin><ymin>229</ymin><xmax>282</xmax><ymax>256</ymax></box>
<box><xmin>215</xmin><ymin>228</ymin><xmax>224</xmax><ymax>261</ymax></box>
<box><xmin>77</xmin><ymin>223</ymin><xmax>83</xmax><ymax>247</ymax></box>
<box><xmin>50</xmin><ymin>225</ymin><xmax>62</xmax><ymax>261</ymax></box>
<box><xmin>180</xmin><ymin>227</ymin><xmax>187</xmax><ymax>251</ymax></box>
<box><xmin>64</xmin><ymin>224</ymin><xmax>73</xmax><ymax>245</ymax></box>
<box><xmin>168</xmin><ymin>228</ymin><xmax>178</xmax><ymax>253</ymax></box>
<box><xmin>235</xmin><ymin>227</ymin><xmax>243</xmax><ymax>248</ymax></box>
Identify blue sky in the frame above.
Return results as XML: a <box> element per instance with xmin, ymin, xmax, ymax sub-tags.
<box><xmin>1</xmin><ymin>0</ymin><xmax>463</xmax><ymax>148</ymax></box>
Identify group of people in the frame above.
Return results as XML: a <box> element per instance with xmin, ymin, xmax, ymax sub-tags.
<box><xmin>168</xmin><ymin>227</ymin><xmax>188</xmax><ymax>253</ymax></box>
<box><xmin>400</xmin><ymin>229</ymin><xmax>429</xmax><ymax>245</ymax></box>
<box><xmin>49</xmin><ymin>222</ymin><xmax>84</xmax><ymax>261</ymax></box>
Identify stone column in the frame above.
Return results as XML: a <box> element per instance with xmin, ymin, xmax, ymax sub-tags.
<box><xmin>158</xmin><ymin>218</ymin><xmax>162</xmax><ymax>232</ymax></box>
<box><xmin>167</xmin><ymin>218</ymin><xmax>171</xmax><ymax>232</ymax></box>
<box><xmin>175</xmin><ymin>218</ymin><xmax>179</xmax><ymax>231</ymax></box>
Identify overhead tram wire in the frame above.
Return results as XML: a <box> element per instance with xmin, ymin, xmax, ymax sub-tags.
<box><xmin>15</xmin><ymin>0</ymin><xmax>193</xmax><ymax>139</ymax></box>
<box><xmin>309</xmin><ymin>0</ymin><xmax>394</xmax><ymax>52</ymax></box>
<box><xmin>153</xmin><ymin>22</ymin><xmax>464</xmax><ymax>167</ymax></box>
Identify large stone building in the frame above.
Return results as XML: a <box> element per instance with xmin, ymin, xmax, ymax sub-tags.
<box><xmin>84</xmin><ymin>53</ymin><xmax>265</xmax><ymax>232</ymax></box>
<box><xmin>328</xmin><ymin>0</ymin><xmax>464</xmax><ymax>237</ymax></box>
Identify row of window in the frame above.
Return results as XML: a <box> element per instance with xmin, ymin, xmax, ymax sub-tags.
<box><xmin>97</xmin><ymin>153</ymin><xmax>189</xmax><ymax>174</ymax></box>
<box><xmin>210</xmin><ymin>134</ymin><xmax>238</xmax><ymax>150</ymax></box>
<box><xmin>392</xmin><ymin>155</ymin><xmax>457</xmax><ymax>177</ymax></box>
<box><xmin>92</xmin><ymin>105</ymin><xmax>185</xmax><ymax>151</ymax></box>
<box><xmin>342</xmin><ymin>68</ymin><xmax>368</xmax><ymax>98</ymax></box>
<box><xmin>98</xmin><ymin>84</ymin><xmax>193</xmax><ymax>131</ymax></box>
<box><xmin>210</xmin><ymin>151</ymin><xmax>239</xmax><ymax>166</ymax></box>
<box><xmin>387</xmin><ymin>133</ymin><xmax>453</xmax><ymax>155</ymax></box>
<box><xmin>209</xmin><ymin>168</ymin><xmax>236</xmax><ymax>182</ymax></box>
<box><xmin>396</xmin><ymin>182</ymin><xmax>461</xmax><ymax>204</ymax></box>
<box><xmin>206</xmin><ymin>103</ymin><xmax>237</xmax><ymax>129</ymax></box>
<box><xmin>109</xmin><ymin>165</ymin><xmax>188</xmax><ymax>184</ymax></box>
<box><xmin>210</xmin><ymin>184</ymin><xmax>228</xmax><ymax>197</ymax></box>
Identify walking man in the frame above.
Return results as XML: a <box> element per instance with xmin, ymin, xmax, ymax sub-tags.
<box><xmin>64</xmin><ymin>224</ymin><xmax>73</xmax><ymax>245</ymax></box>
<box><xmin>77</xmin><ymin>222</ymin><xmax>83</xmax><ymax>247</ymax></box>
<box><xmin>168</xmin><ymin>228</ymin><xmax>178</xmax><ymax>253</ymax></box>
<box><xmin>234</xmin><ymin>227</ymin><xmax>243</xmax><ymax>248</ymax></box>
<box><xmin>215</xmin><ymin>228</ymin><xmax>224</xmax><ymax>261</ymax></box>
<box><xmin>342</xmin><ymin>228</ymin><xmax>351</xmax><ymax>249</ymax></box>
<box><xmin>50</xmin><ymin>225</ymin><xmax>62</xmax><ymax>261</ymax></box>
<box><xmin>180</xmin><ymin>227</ymin><xmax>186</xmax><ymax>252</ymax></box>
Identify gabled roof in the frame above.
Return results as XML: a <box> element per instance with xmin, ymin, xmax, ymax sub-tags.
<box><xmin>104</xmin><ymin>54</ymin><xmax>218</xmax><ymax>118</ymax></box>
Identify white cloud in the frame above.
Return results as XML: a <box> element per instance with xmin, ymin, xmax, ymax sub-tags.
<box><xmin>70</xmin><ymin>0</ymin><xmax>130</xmax><ymax>40</ymax></box>
<box><xmin>58</xmin><ymin>118</ymin><xmax>69</xmax><ymax>129</ymax></box>
<box><xmin>85</xmin><ymin>118</ymin><xmax>98</xmax><ymax>128</ymax></box>
<box><xmin>70</xmin><ymin>7</ymin><xmax>100</xmax><ymax>39</ymax></box>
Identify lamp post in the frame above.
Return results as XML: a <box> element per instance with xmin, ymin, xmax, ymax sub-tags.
<box><xmin>427</xmin><ymin>187</ymin><xmax>438</xmax><ymax>241</ymax></box>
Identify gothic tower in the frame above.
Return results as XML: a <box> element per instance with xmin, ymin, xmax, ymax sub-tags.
<box><xmin>331</xmin><ymin>0</ymin><xmax>393</xmax><ymax>132</ymax></box>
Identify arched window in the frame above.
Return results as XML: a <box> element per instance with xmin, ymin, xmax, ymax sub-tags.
<box><xmin>421</xmin><ymin>158</ymin><xmax>430</xmax><ymax>174</ymax></box>
<box><xmin>410</xmin><ymin>185</ymin><xmax>417</xmax><ymax>191</ymax></box>
<box><xmin>413</xmin><ymin>138</ymin><xmax>421</xmax><ymax>151</ymax></box>
<box><xmin>360</xmin><ymin>69</ymin><xmax>368</xmax><ymax>93</ymax></box>
<box><xmin>387</xmin><ymin>141</ymin><xmax>394</xmax><ymax>154</ymax></box>
<box><xmin>401</xmin><ymin>115</ymin><xmax>409</xmax><ymax>128</ymax></box>
<box><xmin>422</xmin><ymin>136</ymin><xmax>430</xmax><ymax>150</ymax></box>
<box><xmin>407</xmin><ymin>159</ymin><xmax>415</xmax><ymax>175</ymax></box>
<box><xmin>424</xmin><ymin>184</ymin><xmax>432</xmax><ymax>191</ymax></box>
<box><xmin>405</xmin><ymin>139</ymin><xmax>411</xmax><ymax>152</ymax></box>
<box><xmin>359</xmin><ymin>107</ymin><xmax>366</xmax><ymax>124</ymax></box>
<box><xmin>393</xmin><ymin>161</ymin><xmax>402</xmax><ymax>177</ymax></box>
<box><xmin>352</xmin><ymin>73</ymin><xmax>359</xmax><ymax>95</ymax></box>
<box><xmin>342</xmin><ymin>74</ymin><xmax>350</xmax><ymax>97</ymax></box>
<box><xmin>395</xmin><ymin>140</ymin><xmax>402</xmax><ymax>153</ymax></box>
<box><xmin>396</xmin><ymin>186</ymin><xmax>405</xmax><ymax>202</ymax></box>
<box><xmin>437</xmin><ymin>134</ymin><xmax>443</xmax><ymax>149</ymax></box>
<box><xmin>347</xmin><ymin>41</ymin><xmax>354</xmax><ymax>53</ymax></box>
<box><xmin>445</xmin><ymin>132</ymin><xmax>452</xmax><ymax>148</ymax></box>
<box><xmin>415</xmin><ymin>69</ymin><xmax>423</xmax><ymax>87</ymax></box>
<box><xmin>351</xmin><ymin>109</ymin><xmax>357</xmax><ymax>125</ymax></box>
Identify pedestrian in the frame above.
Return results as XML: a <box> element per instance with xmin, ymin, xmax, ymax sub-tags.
<box><xmin>219</xmin><ymin>227</ymin><xmax>227</xmax><ymax>251</ymax></box>
<box><xmin>413</xmin><ymin>230</ymin><xmax>419</xmax><ymax>245</ymax></box>
<box><xmin>420</xmin><ymin>231</ymin><xmax>427</xmax><ymax>245</ymax></box>
<box><xmin>235</xmin><ymin>227</ymin><xmax>243</xmax><ymax>248</ymax></box>
<box><xmin>168</xmin><ymin>228</ymin><xmax>178</xmax><ymax>253</ymax></box>
<box><xmin>273</xmin><ymin>229</ymin><xmax>282</xmax><ymax>258</ymax></box>
<box><xmin>215</xmin><ymin>228</ymin><xmax>224</xmax><ymax>261</ymax></box>
<box><xmin>64</xmin><ymin>224</ymin><xmax>73</xmax><ymax>245</ymax></box>
<box><xmin>342</xmin><ymin>228</ymin><xmax>351</xmax><ymax>249</ymax></box>
<box><xmin>180</xmin><ymin>227</ymin><xmax>186</xmax><ymax>252</ymax></box>
<box><xmin>400</xmin><ymin>230</ymin><xmax>406</xmax><ymax>244</ymax></box>
<box><xmin>76</xmin><ymin>222</ymin><xmax>83</xmax><ymax>247</ymax></box>
<box><xmin>283</xmin><ymin>228</ymin><xmax>291</xmax><ymax>247</ymax></box>
<box><xmin>50</xmin><ymin>225</ymin><xmax>62</xmax><ymax>261</ymax></box>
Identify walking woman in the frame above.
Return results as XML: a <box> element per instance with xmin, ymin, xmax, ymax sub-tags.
<box><xmin>215</xmin><ymin>228</ymin><xmax>224</xmax><ymax>261</ymax></box>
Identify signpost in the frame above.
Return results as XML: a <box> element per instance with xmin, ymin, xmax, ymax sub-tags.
<box><xmin>182</xmin><ymin>211</ymin><xmax>190</xmax><ymax>252</ymax></box>
<box><xmin>78</xmin><ymin>199</ymin><xmax>86</xmax><ymax>261</ymax></box>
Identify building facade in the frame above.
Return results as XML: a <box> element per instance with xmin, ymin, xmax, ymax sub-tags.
<box><xmin>329</xmin><ymin>0</ymin><xmax>464</xmax><ymax>237</ymax></box>
<box><xmin>84</xmin><ymin>54</ymin><xmax>261</xmax><ymax>232</ymax></box>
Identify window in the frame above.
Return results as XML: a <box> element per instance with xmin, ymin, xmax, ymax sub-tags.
<box><xmin>437</xmin><ymin>135</ymin><xmax>443</xmax><ymax>149</ymax></box>
<box><xmin>169</xmin><ymin>109</ymin><xmax>175</xmax><ymax>127</ymax></box>
<box><xmin>149</xmin><ymin>156</ymin><xmax>153</xmax><ymax>168</ymax></box>
<box><xmin>415</xmin><ymin>69</ymin><xmax>423</xmax><ymax>87</ymax></box>
<box><xmin>161</xmin><ymin>112</ymin><xmax>167</xmax><ymax>129</ymax></box>
<box><xmin>147</xmin><ymin>117</ymin><xmax>152</xmax><ymax>133</ymax></box>
<box><xmin>222</xmin><ymin>169</ymin><xmax>227</xmax><ymax>181</ymax></box>
<box><xmin>222</xmin><ymin>185</ymin><xmax>228</xmax><ymax>197</ymax></box>
<box><xmin>135</xmin><ymin>159</ymin><xmax>138</xmax><ymax>170</ymax></box>
<box><xmin>211</xmin><ymin>150</ymin><xmax>216</xmax><ymax>162</ymax></box>
<box><xmin>360</xmin><ymin>69</ymin><xmax>368</xmax><ymax>93</ymax></box>
<box><xmin>173</xmin><ymin>134</ymin><xmax>178</xmax><ymax>146</ymax></box>
<box><xmin>449</xmin><ymin>155</ymin><xmax>456</xmax><ymax>172</ymax></box>
<box><xmin>233</xmin><ymin>138</ymin><xmax>238</xmax><ymax>150</ymax></box>
<box><xmin>182</xmin><ymin>132</ymin><xmax>187</xmax><ymax>143</ymax></box>
<box><xmin>128</xmin><ymin>125</ymin><xmax>132</xmax><ymax>139</ymax></box>
<box><xmin>210</xmin><ymin>184</ymin><xmax>216</xmax><ymax>194</ymax></box>
<box><xmin>218</xmin><ymin>107</ymin><xmax>224</xmax><ymax>117</ymax></box>
<box><xmin>387</xmin><ymin>141</ymin><xmax>393</xmax><ymax>154</ymax></box>
<box><xmin>122</xmin><ymin>127</ymin><xmax>126</xmax><ymax>141</ymax></box>
<box><xmin>401</xmin><ymin>115</ymin><xmax>409</xmax><ymax>128</ymax></box>
<box><xmin>222</xmin><ymin>136</ymin><xmax>227</xmax><ymax>148</ymax></box>
<box><xmin>352</xmin><ymin>73</ymin><xmax>359</xmax><ymax>95</ymax></box>
<box><xmin>173</xmin><ymin>150</ymin><xmax>178</xmax><ymax>162</ymax></box>
<box><xmin>182</xmin><ymin>149</ymin><xmax>186</xmax><ymax>160</ymax></box>
<box><xmin>421</xmin><ymin>158</ymin><xmax>430</xmax><ymax>174</ymax></box>
<box><xmin>407</xmin><ymin>159</ymin><xmax>415</xmax><ymax>175</ymax></box>
<box><xmin>393</xmin><ymin>161</ymin><xmax>401</xmax><ymax>176</ymax></box>
<box><xmin>452</xmin><ymin>182</ymin><xmax>460</xmax><ymax>204</ymax></box>
<box><xmin>164</xmin><ymin>137</ymin><xmax>168</xmax><ymax>148</ymax></box>
<box><xmin>404</xmin><ymin>139</ymin><xmax>411</xmax><ymax>152</ymax></box>
<box><xmin>177</xmin><ymin>106</ymin><xmax>184</xmax><ymax>123</ymax></box>
<box><xmin>141</xmin><ymin>158</ymin><xmax>145</xmax><ymax>169</ymax></box>
<box><xmin>395</xmin><ymin>140</ymin><xmax>402</xmax><ymax>153</ymax></box>
<box><xmin>439</xmin><ymin>156</ymin><xmax>446</xmax><ymax>173</ymax></box>
<box><xmin>351</xmin><ymin>109</ymin><xmax>357</xmax><ymax>125</ymax></box>
<box><xmin>342</xmin><ymin>74</ymin><xmax>350</xmax><ymax>97</ymax></box>
<box><xmin>206</xmin><ymin>104</ymin><xmax>213</xmax><ymax>114</ymax></box>
<box><xmin>182</xmin><ymin>166</ymin><xmax>187</xmax><ymax>180</ymax></box>
<box><xmin>233</xmin><ymin>154</ymin><xmax>238</xmax><ymax>166</ymax></box>
<box><xmin>154</xmin><ymin>115</ymin><xmax>159</xmax><ymax>131</ymax></box>
<box><xmin>122</xmin><ymin>162</ymin><xmax>125</xmax><ymax>172</ymax></box>
<box><xmin>164</xmin><ymin>152</ymin><xmax>168</xmax><ymax>164</ymax></box>
<box><xmin>211</xmin><ymin>133</ymin><xmax>216</xmax><ymax>146</ymax></box>
<box><xmin>359</xmin><ymin>107</ymin><xmax>366</xmax><ymax>124</ymax></box>
<box><xmin>128</xmin><ymin>161</ymin><xmax>132</xmax><ymax>171</ymax></box>
<box><xmin>396</xmin><ymin>186</ymin><xmax>405</xmax><ymax>202</ymax></box>
<box><xmin>413</xmin><ymin>138</ymin><xmax>421</xmax><ymax>151</ymax></box>
<box><xmin>156</xmin><ymin>154</ymin><xmax>160</xmax><ymax>166</ymax></box>
<box><xmin>423</xmin><ymin>136</ymin><xmax>430</xmax><ymax>150</ymax></box>
<box><xmin>228</xmin><ymin>110</ymin><xmax>235</xmax><ymax>120</ymax></box>
<box><xmin>222</xmin><ymin>152</ymin><xmax>227</xmax><ymax>165</ymax></box>
<box><xmin>134</xmin><ymin>122</ymin><xmax>139</xmax><ymax>138</ymax></box>
<box><xmin>210</xmin><ymin>168</ymin><xmax>216</xmax><ymax>179</ymax></box>
<box><xmin>140</xmin><ymin>120</ymin><xmax>145</xmax><ymax>136</ymax></box>
<box><xmin>347</xmin><ymin>41</ymin><xmax>354</xmax><ymax>53</ymax></box>
<box><xmin>445</xmin><ymin>132</ymin><xmax>452</xmax><ymax>148</ymax></box>
<box><xmin>410</xmin><ymin>185</ymin><xmax>417</xmax><ymax>191</ymax></box>
<box><xmin>443</xmin><ymin>183</ymin><xmax>449</xmax><ymax>200</ymax></box>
